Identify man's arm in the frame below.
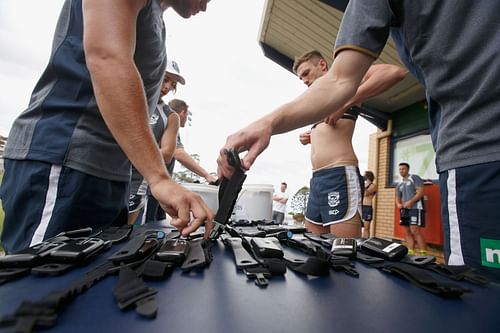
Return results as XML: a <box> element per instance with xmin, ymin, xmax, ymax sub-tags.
<box><xmin>160</xmin><ymin>113</ymin><xmax>180</xmax><ymax>165</ymax></box>
<box><xmin>174</xmin><ymin>148</ymin><xmax>217</xmax><ymax>183</ymax></box>
<box><xmin>395</xmin><ymin>187</ymin><xmax>403</xmax><ymax>209</ymax></box>
<box><xmin>403</xmin><ymin>186</ymin><xmax>424</xmax><ymax>209</ymax></box>
<box><xmin>83</xmin><ymin>0</ymin><xmax>213</xmax><ymax>236</ymax></box>
<box><xmin>218</xmin><ymin>50</ymin><xmax>374</xmax><ymax>177</ymax></box>
<box><xmin>326</xmin><ymin>64</ymin><xmax>406</xmax><ymax>125</ymax></box>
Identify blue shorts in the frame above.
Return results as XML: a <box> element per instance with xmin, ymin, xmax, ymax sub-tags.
<box><xmin>306</xmin><ymin>165</ymin><xmax>363</xmax><ymax>226</ymax></box>
<box><xmin>399</xmin><ymin>208</ymin><xmax>425</xmax><ymax>227</ymax></box>
<box><xmin>362</xmin><ymin>205</ymin><xmax>373</xmax><ymax>222</ymax></box>
<box><xmin>440</xmin><ymin>160</ymin><xmax>500</xmax><ymax>282</ymax></box>
<box><xmin>0</xmin><ymin>159</ymin><xmax>128</xmax><ymax>253</ymax></box>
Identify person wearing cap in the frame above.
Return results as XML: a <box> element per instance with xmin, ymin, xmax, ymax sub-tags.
<box><xmin>0</xmin><ymin>0</ymin><xmax>213</xmax><ymax>253</ymax></box>
<box><xmin>128</xmin><ymin>60</ymin><xmax>185</xmax><ymax>225</ymax></box>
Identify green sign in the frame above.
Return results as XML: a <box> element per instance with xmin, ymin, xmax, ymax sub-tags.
<box><xmin>481</xmin><ymin>238</ymin><xmax>500</xmax><ymax>269</ymax></box>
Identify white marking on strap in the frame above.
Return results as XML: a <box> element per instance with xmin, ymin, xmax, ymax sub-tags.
<box><xmin>447</xmin><ymin>169</ymin><xmax>465</xmax><ymax>265</ymax></box>
<box><xmin>30</xmin><ymin>165</ymin><xmax>62</xmax><ymax>246</ymax></box>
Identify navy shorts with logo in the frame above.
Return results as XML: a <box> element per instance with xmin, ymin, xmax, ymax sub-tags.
<box><xmin>362</xmin><ymin>205</ymin><xmax>373</xmax><ymax>221</ymax></box>
<box><xmin>306</xmin><ymin>165</ymin><xmax>363</xmax><ymax>226</ymax></box>
<box><xmin>440</xmin><ymin>160</ymin><xmax>500</xmax><ymax>282</ymax></box>
<box><xmin>0</xmin><ymin>159</ymin><xmax>128</xmax><ymax>253</ymax></box>
<box><xmin>399</xmin><ymin>208</ymin><xmax>425</xmax><ymax>227</ymax></box>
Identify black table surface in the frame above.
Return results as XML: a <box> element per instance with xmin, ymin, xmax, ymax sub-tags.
<box><xmin>1</xmin><ymin>224</ymin><xmax>499</xmax><ymax>333</ymax></box>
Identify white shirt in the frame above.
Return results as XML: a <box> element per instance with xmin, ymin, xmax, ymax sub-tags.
<box><xmin>272</xmin><ymin>192</ymin><xmax>289</xmax><ymax>213</ymax></box>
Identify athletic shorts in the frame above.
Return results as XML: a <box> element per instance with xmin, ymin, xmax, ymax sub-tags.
<box><xmin>0</xmin><ymin>159</ymin><xmax>128</xmax><ymax>253</ymax></box>
<box><xmin>306</xmin><ymin>165</ymin><xmax>363</xmax><ymax>226</ymax></box>
<box><xmin>399</xmin><ymin>208</ymin><xmax>425</xmax><ymax>227</ymax></box>
<box><xmin>362</xmin><ymin>205</ymin><xmax>373</xmax><ymax>222</ymax></box>
<box><xmin>440</xmin><ymin>161</ymin><xmax>500</xmax><ymax>282</ymax></box>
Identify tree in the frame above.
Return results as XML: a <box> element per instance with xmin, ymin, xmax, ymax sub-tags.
<box><xmin>290</xmin><ymin>186</ymin><xmax>310</xmax><ymax>221</ymax></box>
<box><xmin>172</xmin><ymin>153</ymin><xmax>201</xmax><ymax>183</ymax></box>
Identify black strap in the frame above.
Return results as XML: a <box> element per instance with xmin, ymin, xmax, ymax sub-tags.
<box><xmin>112</xmin><ymin>265</ymin><xmax>158</xmax><ymax>318</ymax></box>
<box><xmin>426</xmin><ymin>263</ymin><xmax>490</xmax><ymax>286</ymax></box>
<box><xmin>210</xmin><ymin>149</ymin><xmax>247</xmax><ymax>240</ymax></box>
<box><xmin>382</xmin><ymin>262</ymin><xmax>471</xmax><ymax>298</ymax></box>
<box><xmin>180</xmin><ymin>239</ymin><xmax>212</xmax><ymax>272</ymax></box>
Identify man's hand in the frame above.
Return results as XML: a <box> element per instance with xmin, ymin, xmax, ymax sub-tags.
<box><xmin>205</xmin><ymin>174</ymin><xmax>217</xmax><ymax>184</ymax></box>
<box><xmin>403</xmin><ymin>202</ymin><xmax>413</xmax><ymax>209</ymax></box>
<box><xmin>217</xmin><ymin>119</ymin><xmax>272</xmax><ymax>178</ymax></box>
<box><xmin>299</xmin><ymin>130</ymin><xmax>311</xmax><ymax>145</ymax></box>
<box><xmin>149</xmin><ymin>178</ymin><xmax>214</xmax><ymax>238</ymax></box>
<box><xmin>396</xmin><ymin>202</ymin><xmax>403</xmax><ymax>209</ymax></box>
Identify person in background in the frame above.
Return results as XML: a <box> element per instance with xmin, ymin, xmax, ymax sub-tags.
<box><xmin>218</xmin><ymin>1</ymin><xmax>500</xmax><ymax>282</ymax></box>
<box><xmin>295</xmin><ymin>50</ymin><xmax>404</xmax><ymax>237</ymax></box>
<box><xmin>362</xmin><ymin>170</ymin><xmax>377</xmax><ymax>238</ymax></box>
<box><xmin>145</xmin><ymin>98</ymin><xmax>217</xmax><ymax>223</ymax></box>
<box><xmin>272</xmin><ymin>182</ymin><xmax>289</xmax><ymax>224</ymax></box>
<box><xmin>396</xmin><ymin>163</ymin><xmax>427</xmax><ymax>255</ymax></box>
<box><xmin>0</xmin><ymin>0</ymin><xmax>213</xmax><ymax>253</ymax></box>
<box><xmin>128</xmin><ymin>60</ymin><xmax>185</xmax><ymax>225</ymax></box>
<box><xmin>169</xmin><ymin>99</ymin><xmax>217</xmax><ymax>185</ymax></box>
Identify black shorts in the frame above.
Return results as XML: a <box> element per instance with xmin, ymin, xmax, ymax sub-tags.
<box><xmin>362</xmin><ymin>205</ymin><xmax>373</xmax><ymax>221</ymax></box>
<box><xmin>399</xmin><ymin>208</ymin><xmax>425</xmax><ymax>227</ymax></box>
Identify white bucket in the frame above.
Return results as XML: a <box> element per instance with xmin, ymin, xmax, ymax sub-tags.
<box><xmin>232</xmin><ymin>184</ymin><xmax>274</xmax><ymax>222</ymax></box>
<box><xmin>181</xmin><ymin>183</ymin><xmax>219</xmax><ymax>214</ymax></box>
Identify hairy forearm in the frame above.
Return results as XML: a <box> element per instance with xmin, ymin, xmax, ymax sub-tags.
<box><xmin>343</xmin><ymin>65</ymin><xmax>406</xmax><ymax>109</ymax></box>
<box><xmin>268</xmin><ymin>50</ymin><xmax>374</xmax><ymax>135</ymax></box>
<box><xmin>88</xmin><ymin>56</ymin><xmax>168</xmax><ymax>185</ymax></box>
<box><xmin>175</xmin><ymin>149</ymin><xmax>210</xmax><ymax>178</ymax></box>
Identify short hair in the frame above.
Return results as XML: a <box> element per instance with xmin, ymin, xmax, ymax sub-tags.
<box><xmin>398</xmin><ymin>162</ymin><xmax>410</xmax><ymax>169</ymax></box>
<box><xmin>364</xmin><ymin>171</ymin><xmax>375</xmax><ymax>182</ymax></box>
<box><xmin>292</xmin><ymin>50</ymin><xmax>327</xmax><ymax>74</ymax></box>
<box><xmin>168</xmin><ymin>99</ymin><xmax>188</xmax><ymax>113</ymax></box>
<box><xmin>281</xmin><ymin>182</ymin><xmax>287</xmax><ymax>187</ymax></box>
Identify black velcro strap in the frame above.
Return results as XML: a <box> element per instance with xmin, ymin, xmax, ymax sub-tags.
<box><xmin>112</xmin><ymin>265</ymin><xmax>157</xmax><ymax>318</ymax></box>
<box><xmin>95</xmin><ymin>225</ymin><xmax>133</xmax><ymax>243</ymax></box>
<box><xmin>141</xmin><ymin>260</ymin><xmax>174</xmax><ymax>281</ymax></box>
<box><xmin>426</xmin><ymin>263</ymin><xmax>490</xmax><ymax>286</ymax></box>
<box><xmin>286</xmin><ymin>257</ymin><xmax>330</xmax><ymax>277</ymax></box>
<box><xmin>400</xmin><ymin>255</ymin><xmax>436</xmax><ymax>266</ymax></box>
<box><xmin>382</xmin><ymin>262</ymin><xmax>471</xmax><ymax>298</ymax></box>
<box><xmin>181</xmin><ymin>239</ymin><xmax>212</xmax><ymax>272</ymax></box>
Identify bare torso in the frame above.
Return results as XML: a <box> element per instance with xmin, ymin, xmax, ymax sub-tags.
<box><xmin>310</xmin><ymin>119</ymin><xmax>358</xmax><ymax>171</ymax></box>
<box><xmin>363</xmin><ymin>182</ymin><xmax>376</xmax><ymax>205</ymax></box>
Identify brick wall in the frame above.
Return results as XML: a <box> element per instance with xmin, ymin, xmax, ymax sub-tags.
<box><xmin>368</xmin><ymin>132</ymin><xmax>397</xmax><ymax>240</ymax></box>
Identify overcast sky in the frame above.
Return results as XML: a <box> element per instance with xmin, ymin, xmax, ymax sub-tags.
<box><xmin>0</xmin><ymin>0</ymin><xmax>376</xmax><ymax>207</ymax></box>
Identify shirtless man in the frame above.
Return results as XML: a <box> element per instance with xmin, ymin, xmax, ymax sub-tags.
<box><xmin>362</xmin><ymin>170</ymin><xmax>377</xmax><ymax>238</ymax></box>
<box><xmin>295</xmin><ymin>50</ymin><xmax>405</xmax><ymax>237</ymax></box>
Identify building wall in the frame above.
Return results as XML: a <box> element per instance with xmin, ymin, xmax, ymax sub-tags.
<box><xmin>372</xmin><ymin>135</ymin><xmax>396</xmax><ymax>239</ymax></box>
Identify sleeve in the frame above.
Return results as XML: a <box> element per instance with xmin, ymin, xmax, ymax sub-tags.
<box><xmin>163</xmin><ymin>104</ymin><xmax>173</xmax><ymax>117</ymax></box>
<box><xmin>334</xmin><ymin>0</ymin><xmax>393</xmax><ymax>59</ymax></box>
<box><xmin>176</xmin><ymin>133</ymin><xmax>183</xmax><ymax>149</ymax></box>
<box><xmin>412</xmin><ymin>175</ymin><xmax>424</xmax><ymax>187</ymax></box>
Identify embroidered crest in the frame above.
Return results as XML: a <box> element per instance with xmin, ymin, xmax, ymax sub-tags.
<box><xmin>149</xmin><ymin>114</ymin><xmax>159</xmax><ymax>125</ymax></box>
<box><xmin>328</xmin><ymin>191</ymin><xmax>340</xmax><ymax>208</ymax></box>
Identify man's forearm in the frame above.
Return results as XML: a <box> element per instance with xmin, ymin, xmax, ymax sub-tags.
<box><xmin>175</xmin><ymin>149</ymin><xmax>211</xmax><ymax>178</ymax></box>
<box><xmin>88</xmin><ymin>57</ymin><xmax>168</xmax><ymax>185</ymax></box>
<box><xmin>268</xmin><ymin>50</ymin><xmax>374</xmax><ymax>135</ymax></box>
<box><xmin>343</xmin><ymin>64</ymin><xmax>406</xmax><ymax>109</ymax></box>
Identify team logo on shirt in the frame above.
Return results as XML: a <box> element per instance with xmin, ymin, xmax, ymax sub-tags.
<box><xmin>149</xmin><ymin>114</ymin><xmax>159</xmax><ymax>125</ymax></box>
<box><xmin>328</xmin><ymin>191</ymin><xmax>340</xmax><ymax>208</ymax></box>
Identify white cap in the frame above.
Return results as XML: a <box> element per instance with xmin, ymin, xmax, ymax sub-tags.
<box><xmin>165</xmin><ymin>59</ymin><xmax>185</xmax><ymax>85</ymax></box>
